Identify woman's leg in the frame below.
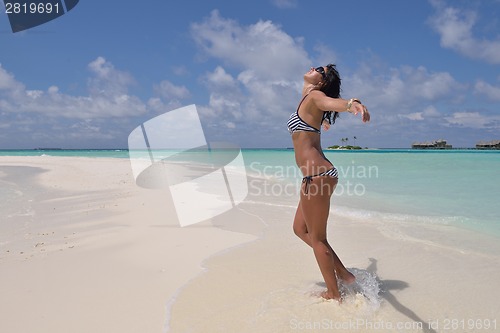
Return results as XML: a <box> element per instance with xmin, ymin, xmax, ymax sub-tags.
<box><xmin>293</xmin><ymin>201</ymin><xmax>356</xmax><ymax>284</ymax></box>
<box><xmin>293</xmin><ymin>189</ymin><xmax>355</xmax><ymax>284</ymax></box>
<box><xmin>297</xmin><ymin>176</ymin><xmax>354</xmax><ymax>299</ymax></box>
<box><xmin>293</xmin><ymin>200</ymin><xmax>311</xmax><ymax>245</ymax></box>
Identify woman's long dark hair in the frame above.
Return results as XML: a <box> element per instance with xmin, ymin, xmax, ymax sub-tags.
<box><xmin>320</xmin><ymin>63</ymin><xmax>342</xmax><ymax>125</ymax></box>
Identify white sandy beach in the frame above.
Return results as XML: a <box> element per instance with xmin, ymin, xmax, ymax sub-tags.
<box><xmin>1</xmin><ymin>156</ymin><xmax>499</xmax><ymax>333</ymax></box>
<box><xmin>0</xmin><ymin>156</ymin><xmax>256</xmax><ymax>333</ymax></box>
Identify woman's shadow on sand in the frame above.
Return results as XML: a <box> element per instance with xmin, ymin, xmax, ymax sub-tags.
<box><xmin>365</xmin><ymin>258</ymin><xmax>436</xmax><ymax>333</ymax></box>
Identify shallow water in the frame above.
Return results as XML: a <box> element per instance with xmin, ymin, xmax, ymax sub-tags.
<box><xmin>243</xmin><ymin>149</ymin><xmax>500</xmax><ymax>237</ymax></box>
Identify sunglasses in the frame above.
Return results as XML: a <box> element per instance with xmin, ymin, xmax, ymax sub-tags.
<box><xmin>315</xmin><ymin>66</ymin><xmax>326</xmax><ymax>79</ymax></box>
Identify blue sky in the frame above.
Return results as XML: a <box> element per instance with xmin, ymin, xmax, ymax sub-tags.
<box><xmin>1</xmin><ymin>0</ymin><xmax>499</xmax><ymax>149</ymax></box>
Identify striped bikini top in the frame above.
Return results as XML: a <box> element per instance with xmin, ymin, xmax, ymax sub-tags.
<box><xmin>287</xmin><ymin>94</ymin><xmax>321</xmax><ymax>135</ymax></box>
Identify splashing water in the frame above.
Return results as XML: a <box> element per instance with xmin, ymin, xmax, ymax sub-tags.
<box><xmin>338</xmin><ymin>268</ymin><xmax>382</xmax><ymax>315</ymax></box>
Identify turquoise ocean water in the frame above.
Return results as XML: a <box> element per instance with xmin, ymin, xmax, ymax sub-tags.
<box><xmin>1</xmin><ymin>149</ymin><xmax>499</xmax><ymax>238</ymax></box>
<box><xmin>242</xmin><ymin>149</ymin><xmax>500</xmax><ymax>238</ymax></box>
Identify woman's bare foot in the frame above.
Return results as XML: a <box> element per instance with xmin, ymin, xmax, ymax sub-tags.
<box><xmin>320</xmin><ymin>290</ymin><xmax>342</xmax><ymax>302</ymax></box>
<box><xmin>337</xmin><ymin>269</ymin><xmax>356</xmax><ymax>285</ymax></box>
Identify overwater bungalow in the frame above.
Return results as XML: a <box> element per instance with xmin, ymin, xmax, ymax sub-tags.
<box><xmin>476</xmin><ymin>140</ymin><xmax>500</xmax><ymax>150</ymax></box>
<box><xmin>411</xmin><ymin>139</ymin><xmax>452</xmax><ymax>149</ymax></box>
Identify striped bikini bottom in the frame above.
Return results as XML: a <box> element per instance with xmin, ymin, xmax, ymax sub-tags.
<box><xmin>301</xmin><ymin>167</ymin><xmax>339</xmax><ymax>194</ymax></box>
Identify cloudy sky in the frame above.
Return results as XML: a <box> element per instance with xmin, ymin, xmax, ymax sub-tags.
<box><xmin>1</xmin><ymin>0</ymin><xmax>499</xmax><ymax>149</ymax></box>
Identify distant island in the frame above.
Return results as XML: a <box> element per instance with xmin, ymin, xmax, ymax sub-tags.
<box><xmin>411</xmin><ymin>139</ymin><xmax>500</xmax><ymax>150</ymax></box>
<box><xmin>328</xmin><ymin>136</ymin><xmax>364</xmax><ymax>150</ymax></box>
<box><xmin>327</xmin><ymin>145</ymin><xmax>364</xmax><ymax>150</ymax></box>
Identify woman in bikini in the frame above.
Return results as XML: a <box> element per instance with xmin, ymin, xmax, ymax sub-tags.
<box><xmin>287</xmin><ymin>64</ymin><xmax>370</xmax><ymax>301</ymax></box>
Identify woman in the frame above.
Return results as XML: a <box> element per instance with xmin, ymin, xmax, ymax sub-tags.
<box><xmin>287</xmin><ymin>64</ymin><xmax>370</xmax><ymax>301</ymax></box>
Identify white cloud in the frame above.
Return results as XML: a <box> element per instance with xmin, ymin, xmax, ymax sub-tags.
<box><xmin>0</xmin><ymin>58</ymin><xmax>158</xmax><ymax>147</ymax></box>
<box><xmin>198</xmin><ymin>67</ymin><xmax>244</xmax><ymax>121</ymax></box>
<box><xmin>0</xmin><ymin>57</ymin><xmax>147</xmax><ymax>119</ymax></box>
<box><xmin>0</xmin><ymin>64</ymin><xmax>22</xmax><ymax>90</ymax></box>
<box><xmin>87</xmin><ymin>56</ymin><xmax>135</xmax><ymax>96</ymax></box>
<box><xmin>474</xmin><ymin>80</ymin><xmax>500</xmax><ymax>101</ymax></box>
<box><xmin>345</xmin><ymin>65</ymin><xmax>463</xmax><ymax>114</ymax></box>
<box><xmin>405</xmin><ymin>112</ymin><xmax>424</xmax><ymax>121</ymax></box>
<box><xmin>147</xmin><ymin>97</ymin><xmax>184</xmax><ymax>114</ymax></box>
<box><xmin>402</xmin><ymin>106</ymin><xmax>441</xmax><ymax>121</ymax></box>
<box><xmin>154</xmin><ymin>80</ymin><xmax>191</xmax><ymax>100</ymax></box>
<box><xmin>191</xmin><ymin>12</ymin><xmax>309</xmax><ymax>140</ymax></box>
<box><xmin>428</xmin><ymin>1</ymin><xmax>500</xmax><ymax>64</ymax></box>
<box><xmin>445</xmin><ymin>111</ymin><xmax>500</xmax><ymax>129</ymax></box>
<box><xmin>191</xmin><ymin>10</ymin><xmax>309</xmax><ymax>80</ymax></box>
<box><xmin>206</xmin><ymin>66</ymin><xmax>236</xmax><ymax>87</ymax></box>
<box><xmin>422</xmin><ymin>105</ymin><xmax>441</xmax><ymax>117</ymax></box>
<box><xmin>147</xmin><ymin>79</ymin><xmax>193</xmax><ymax>115</ymax></box>
<box><xmin>206</xmin><ymin>93</ymin><xmax>243</xmax><ymax>121</ymax></box>
<box><xmin>0</xmin><ymin>64</ymin><xmax>26</xmax><ymax>100</ymax></box>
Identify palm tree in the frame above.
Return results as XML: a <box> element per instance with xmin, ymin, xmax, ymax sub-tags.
<box><xmin>354</xmin><ymin>136</ymin><xmax>357</xmax><ymax>146</ymax></box>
